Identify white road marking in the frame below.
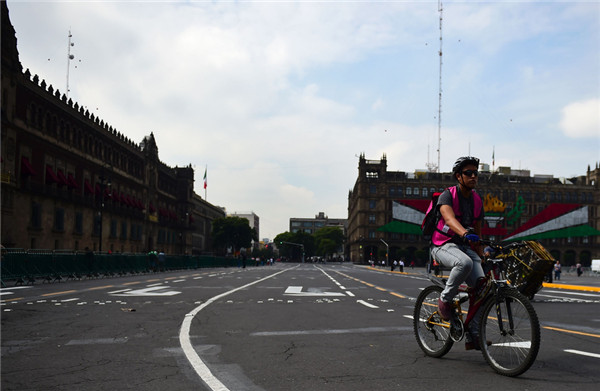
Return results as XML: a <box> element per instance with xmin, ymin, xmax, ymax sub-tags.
<box><xmin>565</xmin><ymin>349</ymin><xmax>600</xmax><ymax>359</ymax></box>
<box><xmin>250</xmin><ymin>326</ymin><xmax>411</xmax><ymax>337</ymax></box>
<box><xmin>284</xmin><ymin>286</ymin><xmax>345</xmax><ymax>297</ymax></box>
<box><xmin>108</xmin><ymin>289</ymin><xmax>131</xmax><ymax>294</ymax></box>
<box><xmin>541</xmin><ymin>290</ymin><xmax>600</xmax><ymax>297</ymax></box>
<box><xmin>357</xmin><ymin>300</ymin><xmax>379</xmax><ymax>309</ymax></box>
<box><xmin>179</xmin><ymin>267</ymin><xmax>293</xmax><ymax>391</ymax></box>
<box><xmin>111</xmin><ymin>286</ymin><xmax>180</xmax><ymax>297</ymax></box>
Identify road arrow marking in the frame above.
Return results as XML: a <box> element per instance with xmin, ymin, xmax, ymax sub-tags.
<box><xmin>284</xmin><ymin>286</ymin><xmax>345</xmax><ymax>297</ymax></box>
<box><xmin>110</xmin><ymin>286</ymin><xmax>180</xmax><ymax>297</ymax></box>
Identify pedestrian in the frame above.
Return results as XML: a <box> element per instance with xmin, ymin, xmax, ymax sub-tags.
<box><xmin>399</xmin><ymin>259</ymin><xmax>405</xmax><ymax>273</ymax></box>
<box><xmin>410</xmin><ymin>260</ymin><xmax>415</xmax><ymax>269</ymax></box>
<box><xmin>554</xmin><ymin>261</ymin><xmax>562</xmax><ymax>281</ymax></box>
<box><xmin>392</xmin><ymin>260</ymin><xmax>397</xmax><ymax>271</ymax></box>
<box><xmin>158</xmin><ymin>250</ymin><xmax>166</xmax><ymax>271</ymax></box>
<box><xmin>576</xmin><ymin>262</ymin><xmax>583</xmax><ymax>277</ymax></box>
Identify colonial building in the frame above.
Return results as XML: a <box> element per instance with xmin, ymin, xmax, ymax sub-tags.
<box><xmin>290</xmin><ymin>212</ymin><xmax>347</xmax><ymax>235</ymax></box>
<box><xmin>347</xmin><ymin>154</ymin><xmax>600</xmax><ymax>266</ymax></box>
<box><xmin>0</xmin><ymin>3</ymin><xmax>224</xmax><ymax>254</ymax></box>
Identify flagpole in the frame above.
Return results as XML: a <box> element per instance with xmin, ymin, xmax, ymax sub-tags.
<box><xmin>203</xmin><ymin>165</ymin><xmax>207</xmax><ymax>200</ymax></box>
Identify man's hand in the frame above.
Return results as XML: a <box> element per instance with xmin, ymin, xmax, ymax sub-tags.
<box><xmin>463</xmin><ymin>228</ymin><xmax>479</xmax><ymax>243</ymax></box>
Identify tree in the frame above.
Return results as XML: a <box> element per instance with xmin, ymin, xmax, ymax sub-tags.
<box><xmin>274</xmin><ymin>231</ymin><xmax>315</xmax><ymax>261</ymax></box>
<box><xmin>211</xmin><ymin>216</ymin><xmax>256</xmax><ymax>255</ymax></box>
<box><xmin>314</xmin><ymin>227</ymin><xmax>344</xmax><ymax>258</ymax></box>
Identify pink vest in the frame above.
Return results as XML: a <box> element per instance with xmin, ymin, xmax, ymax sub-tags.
<box><xmin>431</xmin><ymin>186</ymin><xmax>483</xmax><ymax>246</ymax></box>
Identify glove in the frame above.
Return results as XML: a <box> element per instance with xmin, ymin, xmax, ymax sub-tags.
<box><xmin>463</xmin><ymin>228</ymin><xmax>479</xmax><ymax>243</ymax></box>
<box><xmin>465</xmin><ymin>233</ymin><xmax>479</xmax><ymax>242</ymax></box>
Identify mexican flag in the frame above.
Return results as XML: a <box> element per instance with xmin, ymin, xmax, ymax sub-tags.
<box><xmin>203</xmin><ymin>167</ymin><xmax>207</xmax><ymax>189</ymax></box>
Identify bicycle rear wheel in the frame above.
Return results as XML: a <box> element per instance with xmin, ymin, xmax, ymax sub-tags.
<box><xmin>413</xmin><ymin>285</ymin><xmax>454</xmax><ymax>357</ymax></box>
<box><xmin>479</xmin><ymin>288</ymin><xmax>540</xmax><ymax>377</ymax></box>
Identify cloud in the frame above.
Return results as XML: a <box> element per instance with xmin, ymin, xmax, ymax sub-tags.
<box><xmin>560</xmin><ymin>99</ymin><xmax>600</xmax><ymax>138</ymax></box>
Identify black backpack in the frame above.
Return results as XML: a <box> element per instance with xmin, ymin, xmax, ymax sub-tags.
<box><xmin>421</xmin><ymin>190</ymin><xmax>444</xmax><ymax>235</ymax></box>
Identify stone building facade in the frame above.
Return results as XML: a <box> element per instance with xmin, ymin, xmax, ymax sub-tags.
<box><xmin>1</xmin><ymin>3</ymin><xmax>224</xmax><ymax>254</ymax></box>
<box><xmin>289</xmin><ymin>212</ymin><xmax>347</xmax><ymax>235</ymax></box>
<box><xmin>347</xmin><ymin>154</ymin><xmax>600</xmax><ymax>266</ymax></box>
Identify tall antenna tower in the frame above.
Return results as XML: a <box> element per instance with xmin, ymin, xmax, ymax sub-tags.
<box><xmin>66</xmin><ymin>29</ymin><xmax>74</xmax><ymax>97</ymax></box>
<box><xmin>426</xmin><ymin>1</ymin><xmax>444</xmax><ymax>173</ymax></box>
<box><xmin>436</xmin><ymin>0</ymin><xmax>443</xmax><ymax>172</ymax></box>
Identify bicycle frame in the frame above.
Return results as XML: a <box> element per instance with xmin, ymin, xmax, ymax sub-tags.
<box><xmin>426</xmin><ymin>256</ymin><xmax>512</xmax><ymax>341</ymax></box>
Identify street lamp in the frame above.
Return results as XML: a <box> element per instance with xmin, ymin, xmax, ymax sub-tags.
<box><xmin>380</xmin><ymin>238</ymin><xmax>389</xmax><ymax>267</ymax></box>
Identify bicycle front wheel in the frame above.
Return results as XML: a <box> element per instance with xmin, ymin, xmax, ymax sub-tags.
<box><xmin>479</xmin><ymin>288</ymin><xmax>540</xmax><ymax>377</ymax></box>
<box><xmin>413</xmin><ymin>285</ymin><xmax>454</xmax><ymax>358</ymax></box>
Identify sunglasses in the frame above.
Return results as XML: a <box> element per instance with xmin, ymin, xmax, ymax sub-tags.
<box><xmin>462</xmin><ymin>170</ymin><xmax>479</xmax><ymax>177</ymax></box>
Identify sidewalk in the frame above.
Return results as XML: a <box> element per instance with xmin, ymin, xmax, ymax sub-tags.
<box><xmin>544</xmin><ymin>271</ymin><xmax>600</xmax><ymax>291</ymax></box>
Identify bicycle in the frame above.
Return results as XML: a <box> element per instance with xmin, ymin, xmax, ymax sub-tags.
<box><xmin>413</xmin><ymin>239</ymin><xmax>541</xmax><ymax>377</ymax></box>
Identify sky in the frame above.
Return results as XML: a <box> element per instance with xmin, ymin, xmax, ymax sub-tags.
<box><xmin>6</xmin><ymin>0</ymin><xmax>600</xmax><ymax>240</ymax></box>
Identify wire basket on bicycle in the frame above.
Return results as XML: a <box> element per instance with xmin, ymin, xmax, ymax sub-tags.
<box><xmin>501</xmin><ymin>241</ymin><xmax>555</xmax><ymax>299</ymax></box>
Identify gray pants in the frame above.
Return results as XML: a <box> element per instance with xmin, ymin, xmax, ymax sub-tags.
<box><xmin>431</xmin><ymin>242</ymin><xmax>484</xmax><ymax>303</ymax></box>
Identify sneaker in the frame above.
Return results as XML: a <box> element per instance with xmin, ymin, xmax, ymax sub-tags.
<box><xmin>437</xmin><ymin>298</ymin><xmax>452</xmax><ymax>321</ymax></box>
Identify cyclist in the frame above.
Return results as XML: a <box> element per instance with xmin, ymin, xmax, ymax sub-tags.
<box><xmin>430</xmin><ymin>156</ymin><xmax>489</xmax><ymax>350</ymax></box>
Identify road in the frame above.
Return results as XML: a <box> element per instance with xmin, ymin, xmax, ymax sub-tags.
<box><xmin>2</xmin><ymin>263</ymin><xmax>599</xmax><ymax>390</ymax></box>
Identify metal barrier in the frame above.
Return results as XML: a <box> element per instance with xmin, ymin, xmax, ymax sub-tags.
<box><xmin>0</xmin><ymin>249</ymin><xmax>238</xmax><ymax>285</ymax></box>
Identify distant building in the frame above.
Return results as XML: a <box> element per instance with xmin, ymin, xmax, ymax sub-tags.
<box><xmin>347</xmin><ymin>153</ymin><xmax>600</xmax><ymax>266</ymax></box>
<box><xmin>0</xmin><ymin>3</ymin><xmax>224</xmax><ymax>254</ymax></box>
<box><xmin>228</xmin><ymin>211</ymin><xmax>259</xmax><ymax>247</ymax></box>
<box><xmin>290</xmin><ymin>212</ymin><xmax>347</xmax><ymax>235</ymax></box>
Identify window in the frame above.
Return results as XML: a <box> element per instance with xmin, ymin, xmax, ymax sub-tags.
<box><xmin>389</xmin><ymin>187</ymin><xmax>396</xmax><ymax>196</ymax></box>
<box><xmin>120</xmin><ymin>221</ymin><xmax>127</xmax><ymax>240</ymax></box>
<box><xmin>422</xmin><ymin>187</ymin><xmax>428</xmax><ymax>197</ymax></box>
<box><xmin>74</xmin><ymin>212</ymin><xmax>83</xmax><ymax>234</ymax></box>
<box><xmin>366</xmin><ymin>171</ymin><xmax>378</xmax><ymax>178</ymax></box>
<box><xmin>93</xmin><ymin>216</ymin><xmax>101</xmax><ymax>235</ymax></box>
<box><xmin>368</xmin><ymin>230</ymin><xmax>376</xmax><ymax>239</ymax></box>
<box><xmin>110</xmin><ymin>219</ymin><xmax>117</xmax><ymax>238</ymax></box>
<box><xmin>369</xmin><ymin>200</ymin><xmax>376</xmax><ymax>209</ymax></box>
<box><xmin>54</xmin><ymin>208</ymin><xmax>65</xmax><ymax>232</ymax></box>
<box><xmin>370</xmin><ymin>185</ymin><xmax>377</xmax><ymax>194</ymax></box>
<box><xmin>369</xmin><ymin>214</ymin><xmax>376</xmax><ymax>224</ymax></box>
<box><xmin>406</xmin><ymin>187</ymin><xmax>412</xmax><ymax>196</ymax></box>
<box><xmin>397</xmin><ymin>187</ymin><xmax>403</xmax><ymax>197</ymax></box>
<box><xmin>30</xmin><ymin>202</ymin><xmax>42</xmax><ymax>229</ymax></box>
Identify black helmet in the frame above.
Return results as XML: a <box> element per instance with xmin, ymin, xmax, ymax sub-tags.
<box><xmin>452</xmin><ymin>156</ymin><xmax>480</xmax><ymax>174</ymax></box>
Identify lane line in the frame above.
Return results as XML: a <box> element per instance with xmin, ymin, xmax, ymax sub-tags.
<box><xmin>88</xmin><ymin>285</ymin><xmax>114</xmax><ymax>291</ymax></box>
<box><xmin>179</xmin><ymin>267</ymin><xmax>294</xmax><ymax>391</ymax></box>
<box><xmin>543</xmin><ymin>326</ymin><xmax>600</xmax><ymax>339</ymax></box>
<box><xmin>565</xmin><ymin>349</ymin><xmax>600</xmax><ymax>359</ymax></box>
<box><xmin>41</xmin><ymin>290</ymin><xmax>77</xmax><ymax>297</ymax></box>
<box><xmin>357</xmin><ymin>300</ymin><xmax>378</xmax><ymax>309</ymax></box>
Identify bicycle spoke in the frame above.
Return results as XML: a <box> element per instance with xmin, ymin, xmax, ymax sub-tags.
<box><xmin>480</xmin><ymin>289</ymin><xmax>540</xmax><ymax>376</ymax></box>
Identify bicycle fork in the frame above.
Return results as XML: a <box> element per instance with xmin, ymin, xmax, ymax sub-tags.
<box><xmin>495</xmin><ymin>288</ymin><xmax>516</xmax><ymax>336</ymax></box>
